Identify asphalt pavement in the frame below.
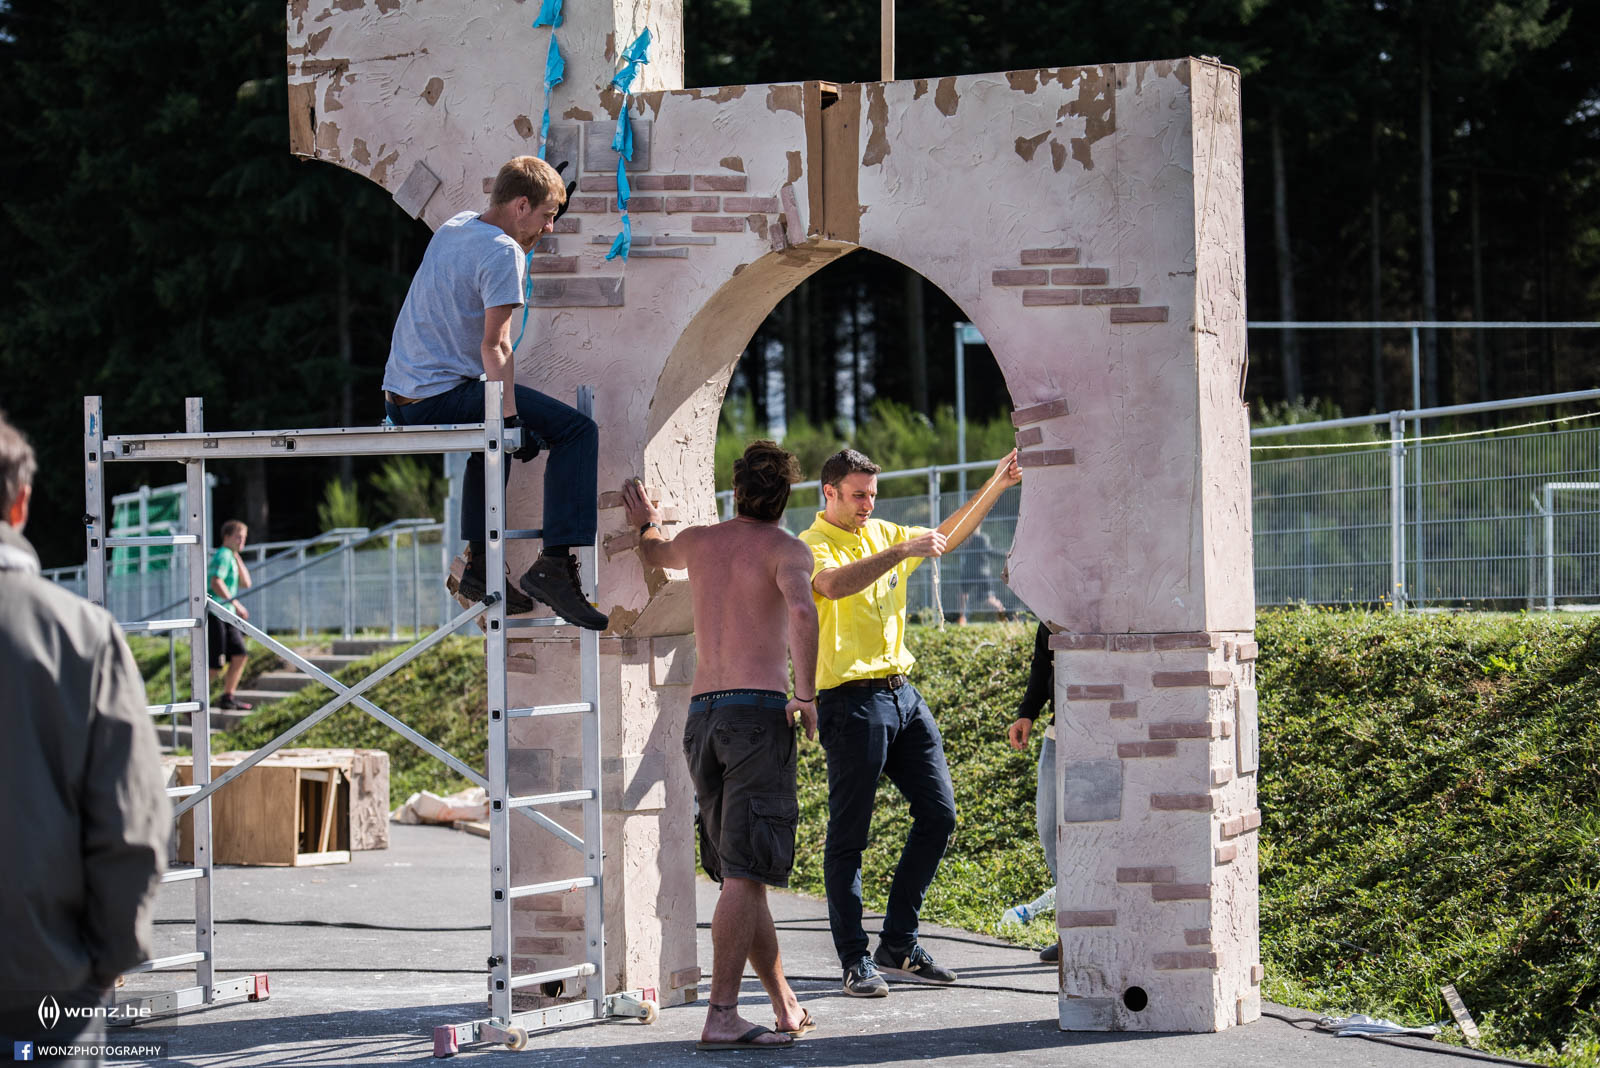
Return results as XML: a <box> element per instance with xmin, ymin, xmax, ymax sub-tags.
<box><xmin>108</xmin><ymin>823</ymin><xmax>1521</xmax><ymax>1067</ymax></box>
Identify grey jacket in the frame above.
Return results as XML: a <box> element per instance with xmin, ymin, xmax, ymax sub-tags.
<box><xmin>0</xmin><ymin>522</ymin><xmax>168</xmax><ymax>1009</ymax></box>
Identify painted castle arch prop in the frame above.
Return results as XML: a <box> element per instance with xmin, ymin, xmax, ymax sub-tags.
<box><xmin>287</xmin><ymin>0</ymin><xmax>1256</xmax><ymax>1032</ymax></box>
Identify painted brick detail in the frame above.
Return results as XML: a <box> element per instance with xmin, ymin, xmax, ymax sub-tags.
<box><xmin>517</xmin><ymin>893</ymin><xmax>567</xmax><ymax>911</ymax></box>
<box><xmin>1151</xmin><ymin>793</ymin><xmax>1214</xmax><ymax>811</ymax></box>
<box><xmin>534</xmin><ymin>236</ymin><xmax>558</xmax><ymax>254</ymax></box>
<box><xmin>513</xmin><ymin>936</ymin><xmax>569</xmax><ymax>955</ymax></box>
<box><xmin>1148</xmin><ymin>721</ymin><xmax>1211</xmax><ymax>740</ymax></box>
<box><xmin>1111</xmin><ymin>634</ymin><xmax>1153</xmax><ymax>652</ymax></box>
<box><xmin>1215</xmin><ymin>843</ymin><xmax>1239</xmax><ymax>864</ymax></box>
<box><xmin>579</xmin><ymin>175</ymin><xmax>618</xmax><ymax>192</ymax></box>
<box><xmin>1185</xmin><ymin>928</ymin><xmax>1212</xmax><ymax>946</ymax></box>
<box><xmin>1152</xmin><ymin>669</ymin><xmax>1232</xmax><ymax>688</ymax></box>
<box><xmin>1051</xmin><ymin>267</ymin><xmax>1110</xmax><ymax>285</ymax></box>
<box><xmin>1116</xmin><ymin>866</ymin><xmax>1176</xmax><ymax>884</ymax></box>
<box><xmin>1220</xmin><ymin>816</ymin><xmax>1246</xmax><ymax>838</ymax></box>
<box><xmin>1152</xmin><ymin>632</ymin><xmax>1220</xmax><ymax>650</ymax></box>
<box><xmin>1060</xmin><ymin>909</ymin><xmax>1118</xmax><ymax>927</ymax></box>
<box><xmin>1211</xmin><ymin>766</ymin><xmax>1234</xmax><ymax>787</ymax></box>
<box><xmin>614</xmin><ymin>196</ymin><xmax>662</xmax><ymax>212</ymax></box>
<box><xmin>664</xmin><ymin>196</ymin><xmax>720</xmax><ymax>213</ymax></box>
<box><xmin>1118</xmin><ymin>740</ymin><xmax>1177</xmax><ymax>758</ymax></box>
<box><xmin>694</xmin><ymin>174</ymin><xmax>749</xmax><ymax>191</ymax></box>
<box><xmin>723</xmin><ymin>196</ymin><xmax>780</xmax><ymax>212</ymax></box>
<box><xmin>1020</xmin><ymin>247</ymin><xmax>1080</xmax><ymax>264</ymax></box>
<box><xmin>525</xmin><ymin>256</ymin><xmax>578</xmax><ymax>274</ymax></box>
<box><xmin>566</xmin><ymin>196</ymin><xmax>610</xmax><ymax>213</ymax></box>
<box><xmin>1011</xmin><ymin>398</ymin><xmax>1070</xmax><ymax>425</ymax></box>
<box><xmin>1111</xmin><ymin>306</ymin><xmax>1170</xmax><ymax>323</ymax></box>
<box><xmin>1108</xmin><ymin>701</ymin><xmax>1138</xmax><ymax>719</ymax></box>
<box><xmin>1152</xmin><ymin>883</ymin><xmax>1212</xmax><ymax>901</ymax></box>
<box><xmin>1015</xmin><ymin>427</ymin><xmax>1044</xmax><ymax>448</ymax></box>
<box><xmin>535</xmin><ymin>913</ymin><xmax>586</xmax><ymax>930</ymax></box>
<box><xmin>1243</xmin><ymin>809</ymin><xmax>1262</xmax><ymax>831</ymax></box>
<box><xmin>1082</xmin><ymin>286</ymin><xmax>1140</xmax><ymax>304</ymax></box>
<box><xmin>552</xmin><ymin>218</ymin><xmax>581</xmax><ymax>234</ymax></box>
<box><xmin>1048</xmin><ymin>633</ymin><xmax>1106</xmax><ymax>651</ymax></box>
<box><xmin>671</xmin><ymin>966</ymin><xmax>703</xmax><ymax>988</ymax></box>
<box><xmin>1250</xmin><ymin>964</ymin><xmax>1266</xmax><ymax>984</ymax></box>
<box><xmin>633</xmin><ymin>174</ymin><xmax>692</xmax><ymax>190</ymax></box>
<box><xmin>1022</xmin><ymin>289</ymin><xmax>1080</xmax><ymax>306</ymax></box>
<box><xmin>1153</xmin><ymin>950</ymin><xmax>1220</xmax><ymax>971</ymax></box>
<box><xmin>1065</xmin><ymin>684</ymin><xmax>1123</xmax><ymax>701</ymax></box>
<box><xmin>993</xmin><ymin>269</ymin><xmax>1049</xmax><ymax>286</ymax></box>
<box><xmin>1235</xmin><ymin>641</ymin><xmax>1260</xmax><ymax>661</ymax></box>
<box><xmin>1019</xmin><ymin>448</ymin><xmax>1075</xmax><ymax>468</ymax></box>
<box><xmin>692</xmin><ymin>217</ymin><xmax>745</xmax><ymax>232</ymax></box>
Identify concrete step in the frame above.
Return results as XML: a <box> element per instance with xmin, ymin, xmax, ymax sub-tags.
<box><xmin>331</xmin><ymin>638</ymin><xmax>409</xmax><ymax>657</ymax></box>
<box><xmin>229</xmin><ymin>689</ymin><xmax>288</xmax><ymax>708</ymax></box>
<box><xmin>254</xmin><ymin>670</ymin><xmax>318</xmax><ymax>692</ymax></box>
<box><xmin>306</xmin><ymin>653</ymin><xmax>366</xmax><ymax>675</ymax></box>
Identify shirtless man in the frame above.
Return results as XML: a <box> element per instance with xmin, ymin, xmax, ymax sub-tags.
<box><xmin>621</xmin><ymin>440</ymin><xmax>818</xmax><ymax>1051</ymax></box>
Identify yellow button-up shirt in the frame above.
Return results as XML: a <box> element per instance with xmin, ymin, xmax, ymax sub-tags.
<box><xmin>799</xmin><ymin>512</ymin><xmax>930</xmax><ymax>691</ymax></box>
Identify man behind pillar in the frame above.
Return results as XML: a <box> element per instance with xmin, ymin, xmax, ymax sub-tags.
<box><xmin>803</xmin><ymin>447</ymin><xmax>1021</xmax><ymax>997</ymax></box>
<box><xmin>0</xmin><ymin>411</ymin><xmax>169</xmax><ymax>1064</ymax></box>
<box><xmin>382</xmin><ymin>154</ymin><xmax>606</xmax><ymax>630</ymax></box>
<box><xmin>621</xmin><ymin>442</ymin><xmax>818</xmax><ymax>1050</ymax></box>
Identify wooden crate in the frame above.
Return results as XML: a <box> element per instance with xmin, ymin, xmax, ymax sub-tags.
<box><xmin>175</xmin><ymin>749</ymin><xmax>389</xmax><ymax>867</ymax></box>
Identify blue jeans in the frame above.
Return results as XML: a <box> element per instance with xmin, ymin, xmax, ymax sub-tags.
<box><xmin>817</xmin><ymin>680</ymin><xmax>957</xmax><ymax>967</ymax></box>
<box><xmin>1036</xmin><ymin>732</ymin><xmax>1057</xmax><ymax>882</ymax></box>
<box><xmin>385</xmin><ymin>379</ymin><xmax>597</xmax><ymax>549</ymax></box>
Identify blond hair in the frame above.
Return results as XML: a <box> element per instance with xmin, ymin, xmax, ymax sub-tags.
<box><xmin>490</xmin><ymin>156</ymin><xmax>566</xmax><ymax>209</ymax></box>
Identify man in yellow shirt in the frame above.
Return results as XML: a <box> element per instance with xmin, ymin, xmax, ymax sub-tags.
<box><xmin>801</xmin><ymin>446</ymin><xmax>1021</xmax><ymax>997</ymax></box>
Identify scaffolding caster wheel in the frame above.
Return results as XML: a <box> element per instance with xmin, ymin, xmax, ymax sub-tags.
<box><xmin>641</xmin><ymin>1001</ymin><xmax>659</xmax><ymax>1024</ymax></box>
<box><xmin>504</xmin><ymin>1027</ymin><xmax>528</xmax><ymax>1051</ymax></box>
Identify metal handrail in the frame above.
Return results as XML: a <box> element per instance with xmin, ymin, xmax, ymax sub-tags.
<box><xmin>135</xmin><ymin>518</ymin><xmax>436</xmax><ymax>623</ymax></box>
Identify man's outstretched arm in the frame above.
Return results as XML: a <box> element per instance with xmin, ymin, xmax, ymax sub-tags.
<box><xmin>936</xmin><ymin>449</ymin><xmax>1022</xmax><ymax>552</ymax></box>
<box><xmin>811</xmin><ymin>529</ymin><xmax>946</xmax><ymax>600</ymax></box>
<box><xmin>621</xmin><ymin>478</ymin><xmax>689</xmax><ymax>570</ymax></box>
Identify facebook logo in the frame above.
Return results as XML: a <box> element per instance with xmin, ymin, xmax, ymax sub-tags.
<box><xmin>13</xmin><ymin>1041</ymin><xmax>34</xmax><ymax>1061</ymax></box>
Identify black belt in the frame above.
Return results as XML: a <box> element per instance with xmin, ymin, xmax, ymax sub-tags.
<box><xmin>826</xmin><ymin>674</ymin><xmax>908</xmax><ymax>692</ymax></box>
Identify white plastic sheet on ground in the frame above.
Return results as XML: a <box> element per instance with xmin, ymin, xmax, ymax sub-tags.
<box><xmin>390</xmin><ymin>786</ymin><xmax>488</xmax><ymax>824</ymax></box>
<box><xmin>1317</xmin><ymin>1013</ymin><xmax>1443</xmax><ymax>1038</ymax></box>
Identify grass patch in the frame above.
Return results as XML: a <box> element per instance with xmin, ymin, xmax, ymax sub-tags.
<box><xmin>1254</xmin><ymin>608</ymin><xmax>1600</xmax><ymax>1067</ymax></box>
<box><xmin>129</xmin><ymin>613</ymin><xmax>1600</xmax><ymax>1063</ymax></box>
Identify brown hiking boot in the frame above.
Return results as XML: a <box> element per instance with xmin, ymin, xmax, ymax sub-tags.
<box><xmin>517</xmin><ymin>553</ymin><xmax>608</xmax><ymax>631</ymax></box>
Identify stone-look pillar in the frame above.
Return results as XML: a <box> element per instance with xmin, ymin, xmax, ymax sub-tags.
<box><xmin>503</xmin><ymin>633</ymin><xmax>702</xmax><ymax>1009</ymax></box>
<box><xmin>1050</xmin><ymin>633</ymin><xmax>1260</xmax><ymax>1032</ymax></box>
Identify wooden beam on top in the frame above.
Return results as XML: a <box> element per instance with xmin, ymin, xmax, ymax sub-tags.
<box><xmin>880</xmin><ymin>0</ymin><xmax>894</xmax><ymax>82</ymax></box>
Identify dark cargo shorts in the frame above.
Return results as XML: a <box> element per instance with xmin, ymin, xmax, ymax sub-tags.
<box><xmin>683</xmin><ymin>689</ymin><xmax>799</xmax><ymax>887</ymax></box>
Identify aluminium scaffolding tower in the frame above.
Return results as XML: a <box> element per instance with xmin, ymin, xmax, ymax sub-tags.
<box><xmin>82</xmin><ymin>384</ymin><xmax>657</xmax><ymax>1054</ymax></box>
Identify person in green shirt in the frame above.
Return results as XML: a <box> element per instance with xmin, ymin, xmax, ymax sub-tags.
<box><xmin>207</xmin><ymin>520</ymin><xmax>253</xmax><ymax>710</ymax></box>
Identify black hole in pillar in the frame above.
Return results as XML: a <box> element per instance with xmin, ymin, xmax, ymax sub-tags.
<box><xmin>1123</xmin><ymin>987</ymin><xmax>1149</xmax><ymax>1012</ymax></box>
<box><xmin>540</xmin><ymin>980</ymin><xmax>566</xmax><ymax>999</ymax></box>
<box><xmin>491</xmin><ymin>709</ymin><xmax>502</xmax><ymax>721</ymax></box>
<box><xmin>88</xmin><ymin>453</ymin><xmax>97</xmax><ymax>462</ymax></box>
<box><xmin>493</xmin><ymin>889</ymin><xmax>503</xmax><ymax>900</ymax></box>
<box><xmin>490</xmin><ymin>530</ymin><xmax>499</xmax><ymax>540</ymax></box>
<box><xmin>490</xmin><ymin>620</ymin><xmax>501</xmax><ymax>631</ymax></box>
<box><xmin>492</xmin><ymin>799</ymin><xmax>503</xmax><ymax>811</ymax></box>
<box><xmin>495</xmin><ymin>980</ymin><xmax>505</xmax><ymax>990</ymax></box>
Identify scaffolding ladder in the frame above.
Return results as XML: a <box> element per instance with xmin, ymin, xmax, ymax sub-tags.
<box><xmin>82</xmin><ymin>385</ymin><xmax>657</xmax><ymax>1049</ymax></box>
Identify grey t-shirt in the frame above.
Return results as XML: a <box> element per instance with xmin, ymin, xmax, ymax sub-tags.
<box><xmin>383</xmin><ymin>211</ymin><xmax>527</xmax><ymax>401</ymax></box>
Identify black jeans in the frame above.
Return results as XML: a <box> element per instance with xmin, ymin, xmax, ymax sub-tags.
<box><xmin>817</xmin><ymin>680</ymin><xmax>957</xmax><ymax>967</ymax></box>
<box><xmin>385</xmin><ymin>378</ymin><xmax>598</xmax><ymax>548</ymax></box>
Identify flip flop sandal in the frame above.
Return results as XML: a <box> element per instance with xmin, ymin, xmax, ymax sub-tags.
<box><xmin>696</xmin><ymin>1025</ymin><xmax>793</xmax><ymax>1051</ymax></box>
<box><xmin>777</xmin><ymin>1009</ymin><xmax>817</xmax><ymax>1038</ymax></box>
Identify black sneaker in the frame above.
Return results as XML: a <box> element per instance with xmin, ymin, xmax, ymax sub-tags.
<box><xmin>451</xmin><ymin>549</ymin><xmax>536</xmax><ymax>615</ymax></box>
<box><xmin>842</xmin><ymin>957</ymin><xmax>888</xmax><ymax>998</ymax></box>
<box><xmin>872</xmin><ymin>941</ymin><xmax>957</xmax><ymax>984</ymax></box>
<box><xmin>217</xmin><ymin>693</ymin><xmax>253</xmax><ymax>712</ymax></box>
<box><xmin>1039</xmin><ymin>942</ymin><xmax>1061</xmax><ymax>963</ymax></box>
<box><xmin>518</xmin><ymin>554</ymin><xmax>608</xmax><ymax>631</ymax></box>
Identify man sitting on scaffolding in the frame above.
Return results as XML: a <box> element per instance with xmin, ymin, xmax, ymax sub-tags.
<box><xmin>382</xmin><ymin>155</ymin><xmax>606</xmax><ymax>631</ymax></box>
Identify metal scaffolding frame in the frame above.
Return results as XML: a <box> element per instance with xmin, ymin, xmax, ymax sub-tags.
<box><xmin>83</xmin><ymin>385</ymin><xmax>657</xmax><ymax>1053</ymax></box>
